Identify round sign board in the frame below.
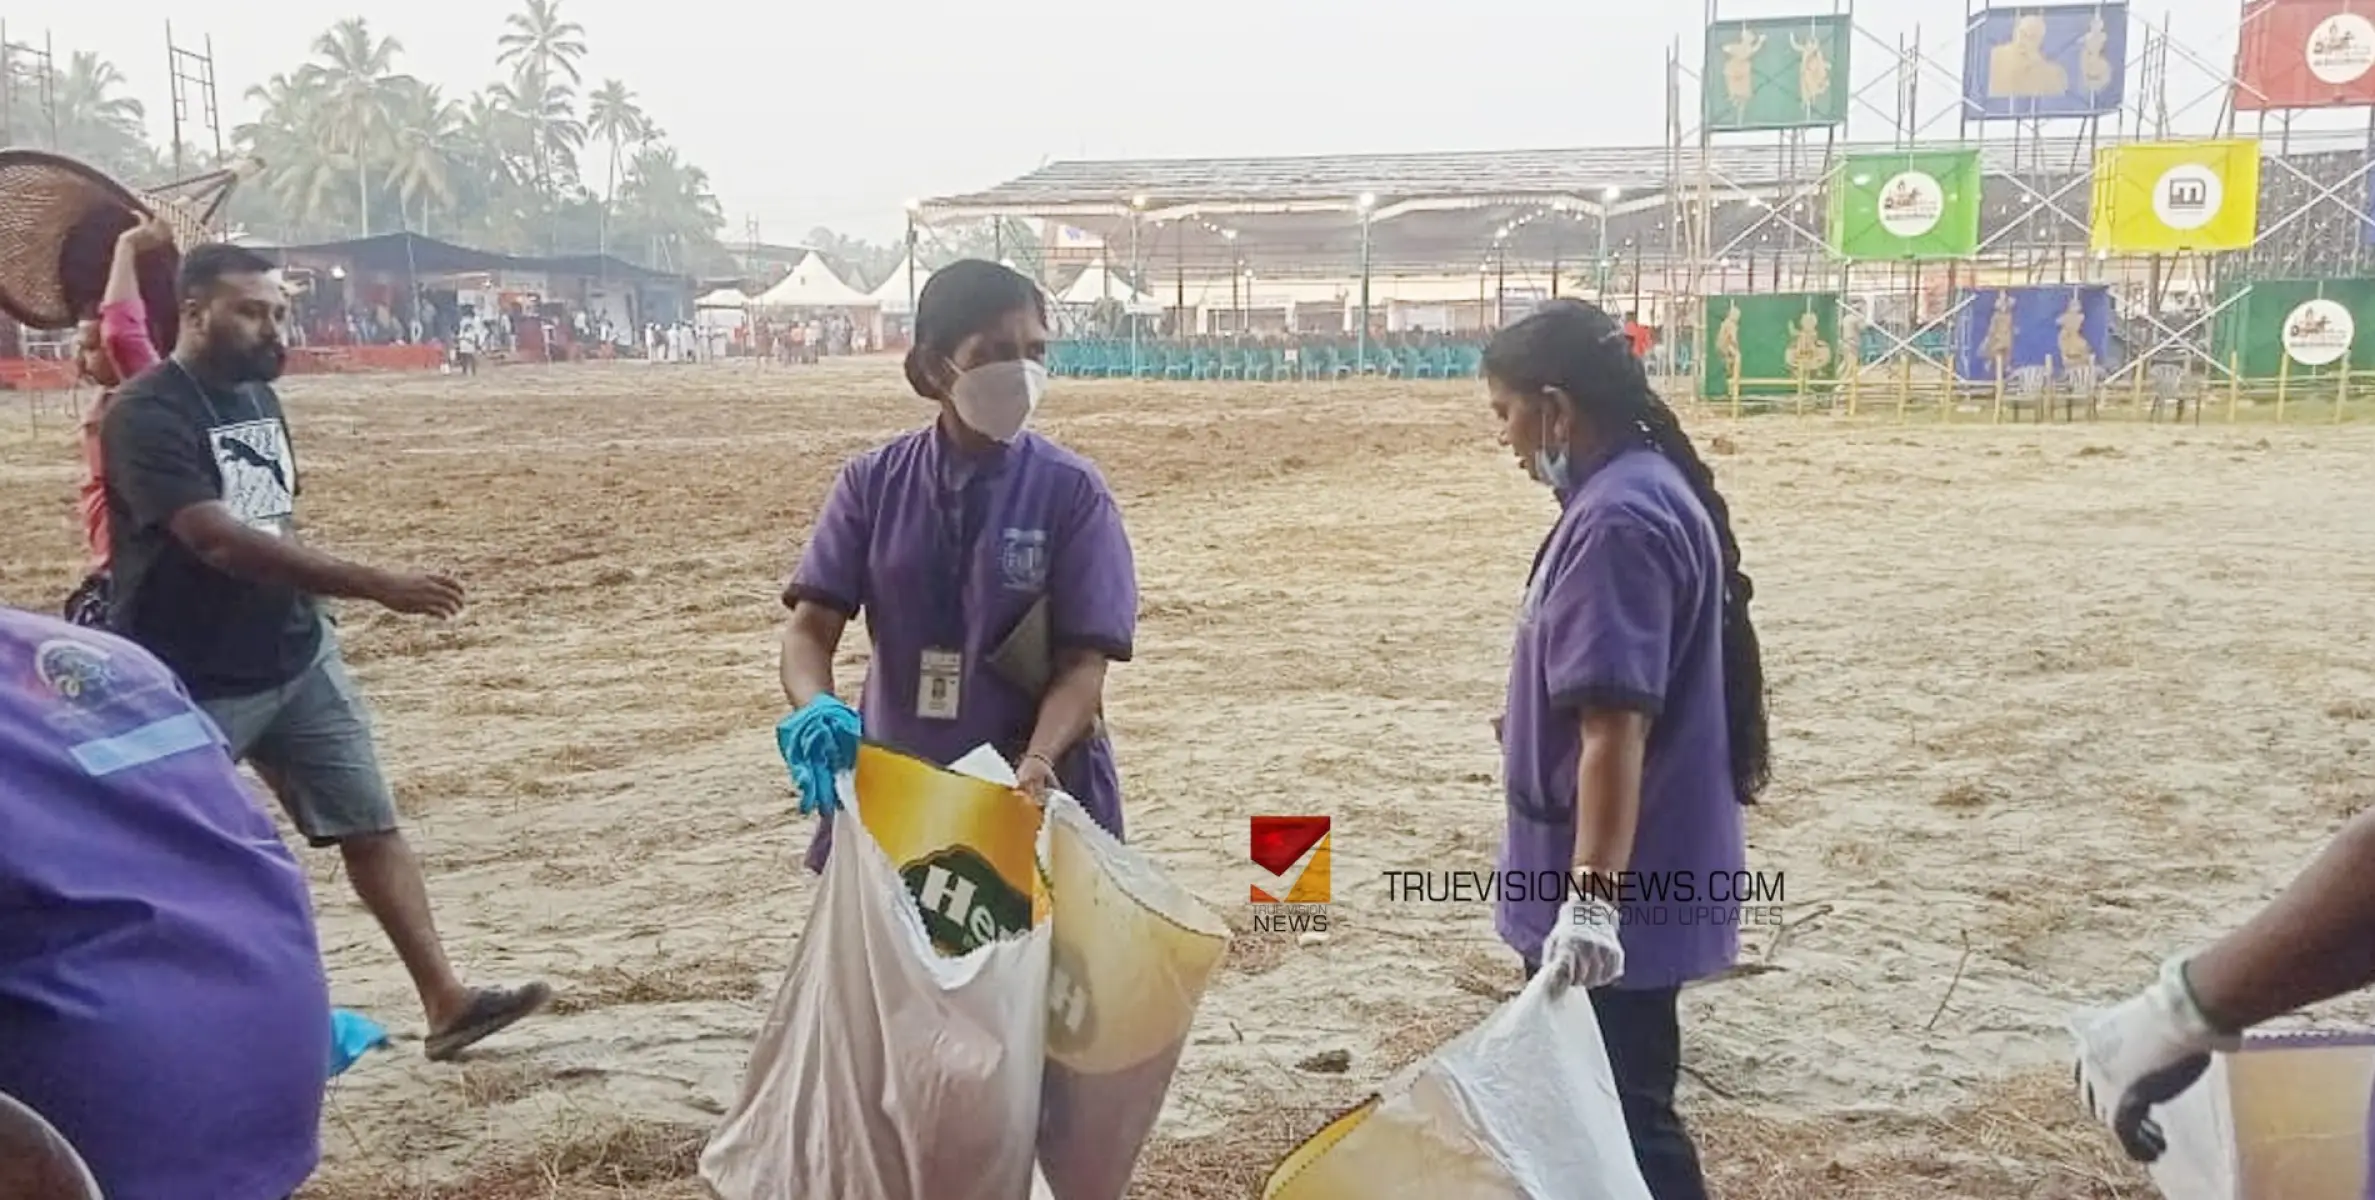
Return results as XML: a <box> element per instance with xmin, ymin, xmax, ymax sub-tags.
<box><xmin>2282</xmin><ymin>298</ymin><xmax>2355</xmax><ymax>366</ymax></box>
<box><xmin>2152</xmin><ymin>164</ymin><xmax>2224</xmax><ymax>232</ymax></box>
<box><xmin>2307</xmin><ymin>13</ymin><xmax>2375</xmax><ymax>85</ymax></box>
<box><xmin>1875</xmin><ymin>171</ymin><xmax>1945</xmax><ymax>239</ymax></box>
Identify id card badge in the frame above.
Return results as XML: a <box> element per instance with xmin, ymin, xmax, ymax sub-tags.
<box><xmin>918</xmin><ymin>648</ymin><xmax>962</xmax><ymax>720</ymax></box>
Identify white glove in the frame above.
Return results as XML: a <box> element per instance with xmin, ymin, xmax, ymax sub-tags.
<box><xmin>2069</xmin><ymin>957</ymin><xmax>2237</xmax><ymax>1162</ymax></box>
<box><xmin>1539</xmin><ymin>895</ymin><xmax>1625</xmax><ymax>992</ymax></box>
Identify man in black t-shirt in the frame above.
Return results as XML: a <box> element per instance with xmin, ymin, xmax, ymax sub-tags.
<box><xmin>102</xmin><ymin>243</ymin><xmax>548</xmax><ymax>1062</ymax></box>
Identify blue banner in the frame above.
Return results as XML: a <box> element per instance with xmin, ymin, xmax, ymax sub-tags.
<box><xmin>1963</xmin><ymin>4</ymin><xmax>2129</xmax><ymax>119</ymax></box>
<box><xmin>1952</xmin><ymin>285</ymin><xmax>2114</xmax><ymax>379</ymax></box>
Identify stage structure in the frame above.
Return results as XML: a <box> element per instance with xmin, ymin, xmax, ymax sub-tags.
<box><xmin>0</xmin><ymin>24</ymin><xmax>59</xmax><ymax>150</ymax></box>
<box><xmin>164</xmin><ymin>24</ymin><xmax>224</xmax><ymax>178</ymax></box>
<box><xmin>919</xmin><ymin>0</ymin><xmax>2375</xmax><ymax>418</ymax></box>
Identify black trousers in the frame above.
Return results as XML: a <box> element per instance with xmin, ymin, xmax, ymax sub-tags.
<box><xmin>1524</xmin><ymin>963</ymin><xmax>1710</xmax><ymax>1200</ymax></box>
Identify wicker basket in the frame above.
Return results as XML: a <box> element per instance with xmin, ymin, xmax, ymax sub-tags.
<box><xmin>0</xmin><ymin>150</ymin><xmax>259</xmax><ymax>347</ymax></box>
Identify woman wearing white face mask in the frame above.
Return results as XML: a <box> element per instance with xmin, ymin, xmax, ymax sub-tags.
<box><xmin>774</xmin><ymin>260</ymin><xmax>1141</xmax><ymax>867</ymax></box>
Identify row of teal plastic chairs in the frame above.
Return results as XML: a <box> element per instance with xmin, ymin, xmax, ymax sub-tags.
<box><xmin>1047</xmin><ymin>339</ymin><xmax>1487</xmax><ymax>381</ymax></box>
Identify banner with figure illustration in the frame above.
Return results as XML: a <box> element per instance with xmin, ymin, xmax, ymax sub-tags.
<box><xmin>1703</xmin><ymin>15</ymin><xmax>1852</xmax><ymax>131</ymax></box>
<box><xmin>1962</xmin><ymin>4</ymin><xmax>2128</xmax><ymax>119</ymax></box>
<box><xmin>1698</xmin><ymin>292</ymin><xmax>1842</xmax><ymax>399</ymax></box>
<box><xmin>2211</xmin><ymin>277</ymin><xmax>2375</xmax><ymax>378</ymax></box>
<box><xmin>1830</xmin><ymin>150</ymin><xmax>1985</xmax><ymax>260</ymax></box>
<box><xmin>1951</xmin><ymin>286</ymin><xmax>2114</xmax><ymax>383</ymax></box>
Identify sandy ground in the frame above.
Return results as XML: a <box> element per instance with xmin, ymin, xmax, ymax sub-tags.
<box><xmin>6</xmin><ymin>359</ymin><xmax>2375</xmax><ymax>1199</ymax></box>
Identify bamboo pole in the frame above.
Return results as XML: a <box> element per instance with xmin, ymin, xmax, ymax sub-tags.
<box><xmin>2277</xmin><ymin>355</ymin><xmax>2290</xmax><ymax>423</ymax></box>
<box><xmin>1992</xmin><ymin>362</ymin><xmax>2004</xmax><ymax>423</ymax></box>
<box><xmin>2336</xmin><ymin>365</ymin><xmax>2348</xmax><ymax>424</ymax></box>
<box><xmin>2226</xmin><ymin>352</ymin><xmax>2239</xmax><ymax>422</ymax></box>
<box><xmin>1896</xmin><ymin>354</ymin><xmax>1912</xmax><ymax>421</ymax></box>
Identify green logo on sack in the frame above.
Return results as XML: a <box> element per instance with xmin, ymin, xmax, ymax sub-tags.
<box><xmin>902</xmin><ymin>848</ymin><xmax>1033</xmax><ymax>956</ymax></box>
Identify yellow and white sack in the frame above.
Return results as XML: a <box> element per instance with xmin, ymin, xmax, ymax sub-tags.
<box><xmin>701</xmin><ymin>743</ymin><xmax>1051</xmax><ymax>1200</ymax></box>
<box><xmin>1032</xmin><ymin>785</ymin><xmax>1229</xmax><ymax>1198</ymax></box>
<box><xmin>1261</xmin><ymin>972</ymin><xmax>1651</xmax><ymax>1200</ymax></box>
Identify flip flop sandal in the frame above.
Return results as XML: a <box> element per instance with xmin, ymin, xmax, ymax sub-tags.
<box><xmin>424</xmin><ymin>982</ymin><xmax>553</xmax><ymax>1062</ymax></box>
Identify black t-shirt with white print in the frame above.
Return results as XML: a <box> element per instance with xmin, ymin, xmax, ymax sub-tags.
<box><xmin>101</xmin><ymin>358</ymin><xmax>322</xmax><ymax>700</ymax></box>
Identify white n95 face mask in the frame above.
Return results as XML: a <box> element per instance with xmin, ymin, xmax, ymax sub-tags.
<box><xmin>950</xmin><ymin>359</ymin><xmax>1047</xmax><ymax>443</ymax></box>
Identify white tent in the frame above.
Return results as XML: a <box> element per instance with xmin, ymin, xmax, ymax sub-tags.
<box><xmin>867</xmin><ymin>255</ymin><xmax>932</xmax><ymax>314</ymax></box>
<box><xmin>754</xmin><ymin>252</ymin><xmax>874</xmax><ymax>309</ymax></box>
<box><xmin>1058</xmin><ymin>259</ymin><xmax>1161</xmax><ymax>313</ymax></box>
<box><xmin>696</xmin><ymin>287</ymin><xmax>751</xmax><ymax>309</ymax></box>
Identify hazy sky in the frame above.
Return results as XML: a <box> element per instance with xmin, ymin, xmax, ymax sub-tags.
<box><xmin>25</xmin><ymin>0</ymin><xmax>2308</xmax><ymax>243</ymax></box>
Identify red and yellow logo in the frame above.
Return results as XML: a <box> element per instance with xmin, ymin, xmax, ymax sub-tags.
<box><xmin>1249</xmin><ymin>815</ymin><xmax>1331</xmax><ymax>904</ymax></box>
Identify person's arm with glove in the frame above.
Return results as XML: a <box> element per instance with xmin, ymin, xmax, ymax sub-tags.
<box><xmin>1541</xmin><ymin>708</ymin><xmax>1644</xmax><ymax>992</ymax></box>
<box><xmin>775</xmin><ymin>459</ymin><xmax>873</xmax><ymax>815</ymax></box>
<box><xmin>1535</xmin><ymin>521</ymin><xmax>1677</xmax><ymax>994</ymax></box>
<box><xmin>776</xmin><ymin>604</ymin><xmax>858</xmax><ymax>815</ymax></box>
<box><xmin>2073</xmin><ymin>808</ymin><xmax>2375</xmax><ymax>1162</ymax></box>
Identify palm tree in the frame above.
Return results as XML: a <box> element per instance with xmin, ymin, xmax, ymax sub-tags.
<box><xmin>496</xmin><ymin>0</ymin><xmax>589</xmax><ymax>86</ymax></box>
<box><xmin>489</xmin><ymin>67</ymin><xmax>584</xmax><ymax>206</ymax></box>
<box><xmin>48</xmin><ymin>51</ymin><xmax>148</xmax><ymax>177</ymax></box>
<box><xmin>301</xmin><ymin>17</ymin><xmax>410</xmax><ymax>235</ymax></box>
<box><xmin>239</xmin><ymin>72</ymin><xmax>345</xmax><ymax>238</ymax></box>
<box><xmin>386</xmin><ymin>80</ymin><xmax>463</xmax><ymax>234</ymax></box>
<box><xmin>585</xmin><ymin>79</ymin><xmax>647</xmax><ymax>256</ymax></box>
<box><xmin>617</xmin><ymin>143</ymin><xmax>725</xmax><ymax>272</ymax></box>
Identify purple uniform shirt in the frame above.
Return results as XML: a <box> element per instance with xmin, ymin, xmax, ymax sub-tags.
<box><xmin>0</xmin><ymin>607</ymin><xmax>327</xmax><ymax>1200</ymax></box>
<box><xmin>1498</xmin><ymin>445</ymin><xmax>1745</xmax><ymax>990</ymax></box>
<box><xmin>787</xmin><ymin>425</ymin><xmax>1138</xmax><ymax>870</ymax></box>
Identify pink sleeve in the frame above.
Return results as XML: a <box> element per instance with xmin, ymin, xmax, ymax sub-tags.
<box><xmin>99</xmin><ymin>299</ymin><xmax>159</xmax><ymax>376</ymax></box>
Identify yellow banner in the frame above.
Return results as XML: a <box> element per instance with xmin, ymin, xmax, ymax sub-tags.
<box><xmin>851</xmin><ymin>742</ymin><xmax>1045</xmax><ymax>955</ymax></box>
<box><xmin>2089</xmin><ymin>138</ymin><xmax>2261</xmax><ymax>254</ymax></box>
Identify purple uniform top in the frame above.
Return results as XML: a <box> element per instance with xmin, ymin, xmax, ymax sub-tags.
<box><xmin>0</xmin><ymin>607</ymin><xmax>327</xmax><ymax>1200</ymax></box>
<box><xmin>1497</xmin><ymin>445</ymin><xmax>1746</xmax><ymax>990</ymax></box>
<box><xmin>787</xmin><ymin>424</ymin><xmax>1139</xmax><ymax>870</ymax></box>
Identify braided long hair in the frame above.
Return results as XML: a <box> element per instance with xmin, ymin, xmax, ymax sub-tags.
<box><xmin>1483</xmin><ymin>299</ymin><xmax>1771</xmax><ymax>803</ymax></box>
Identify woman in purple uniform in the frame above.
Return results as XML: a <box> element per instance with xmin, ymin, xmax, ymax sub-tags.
<box><xmin>1484</xmin><ymin>299</ymin><xmax>1770</xmax><ymax>1200</ymax></box>
<box><xmin>777</xmin><ymin>260</ymin><xmax>1138</xmax><ymax>869</ymax></box>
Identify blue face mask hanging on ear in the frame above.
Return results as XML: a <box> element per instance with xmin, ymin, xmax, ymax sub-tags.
<box><xmin>1531</xmin><ymin>402</ymin><xmax>1572</xmax><ymax>492</ymax></box>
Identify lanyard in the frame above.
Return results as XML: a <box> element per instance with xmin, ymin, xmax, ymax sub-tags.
<box><xmin>170</xmin><ymin>359</ymin><xmax>233</xmax><ymax>427</ymax></box>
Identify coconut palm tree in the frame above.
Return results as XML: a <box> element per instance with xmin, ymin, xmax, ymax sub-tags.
<box><xmin>385</xmin><ymin>80</ymin><xmax>463</xmax><ymax>234</ymax></box>
<box><xmin>47</xmin><ymin>51</ymin><xmax>149</xmax><ymax>178</ymax></box>
<box><xmin>488</xmin><ymin>66</ymin><xmax>584</xmax><ymax>210</ymax></box>
<box><xmin>616</xmin><ymin>143</ymin><xmax>725</xmax><ymax>273</ymax></box>
<box><xmin>584</xmin><ymin>79</ymin><xmax>647</xmax><ymax>257</ymax></box>
<box><xmin>300</xmin><ymin>17</ymin><xmax>410</xmax><ymax>236</ymax></box>
<box><xmin>496</xmin><ymin>0</ymin><xmax>589</xmax><ymax>87</ymax></box>
<box><xmin>238</xmin><ymin>71</ymin><xmax>346</xmax><ymax>238</ymax></box>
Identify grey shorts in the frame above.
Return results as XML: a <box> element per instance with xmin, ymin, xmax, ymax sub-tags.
<box><xmin>199</xmin><ymin>626</ymin><xmax>399</xmax><ymax>847</ymax></box>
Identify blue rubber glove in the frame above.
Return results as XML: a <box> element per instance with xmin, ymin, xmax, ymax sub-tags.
<box><xmin>776</xmin><ymin>696</ymin><xmax>860</xmax><ymax>815</ymax></box>
<box><xmin>329</xmin><ymin>1008</ymin><xmax>390</xmax><ymax>1078</ymax></box>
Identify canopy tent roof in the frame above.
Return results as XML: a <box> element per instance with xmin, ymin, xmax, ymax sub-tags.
<box><xmin>867</xmin><ymin>254</ymin><xmax>931</xmax><ymax>313</ymax></box>
<box><xmin>696</xmin><ymin>287</ymin><xmax>751</xmax><ymax>309</ymax></box>
<box><xmin>754</xmin><ymin>251</ymin><xmax>874</xmax><ymax>308</ymax></box>
<box><xmin>917</xmin><ymin>131</ymin><xmax>2375</xmax><ymax>280</ymax></box>
<box><xmin>264</xmin><ymin>231</ymin><xmax>684</xmax><ymax>283</ymax></box>
<box><xmin>1056</xmin><ymin>259</ymin><xmax>1159</xmax><ymax>311</ymax></box>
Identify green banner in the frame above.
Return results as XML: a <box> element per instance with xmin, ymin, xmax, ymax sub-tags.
<box><xmin>2210</xmin><ymin>278</ymin><xmax>2375</xmax><ymax>379</ymax></box>
<box><xmin>1700</xmin><ymin>292</ymin><xmax>1843</xmax><ymax>399</ymax></box>
<box><xmin>1830</xmin><ymin>150</ymin><xmax>1984</xmax><ymax>260</ymax></box>
<box><xmin>1704</xmin><ymin>15</ymin><xmax>1853</xmax><ymax>132</ymax></box>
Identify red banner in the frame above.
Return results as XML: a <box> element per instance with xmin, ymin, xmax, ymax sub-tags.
<box><xmin>2236</xmin><ymin>0</ymin><xmax>2375</xmax><ymax>111</ymax></box>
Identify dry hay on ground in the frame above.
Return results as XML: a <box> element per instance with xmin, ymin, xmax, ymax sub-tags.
<box><xmin>6</xmin><ymin>360</ymin><xmax>2374</xmax><ymax>1198</ymax></box>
